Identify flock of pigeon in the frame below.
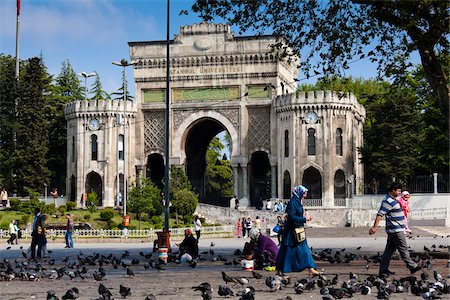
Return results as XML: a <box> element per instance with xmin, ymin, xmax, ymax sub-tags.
<box><xmin>0</xmin><ymin>239</ymin><xmax>448</xmax><ymax>299</ymax></box>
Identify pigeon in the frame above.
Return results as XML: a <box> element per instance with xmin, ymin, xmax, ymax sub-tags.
<box><xmin>433</xmin><ymin>270</ymin><xmax>443</xmax><ymax>281</ymax></box>
<box><xmin>361</xmin><ymin>285</ymin><xmax>371</xmax><ymax>295</ymax></box>
<box><xmin>251</xmin><ymin>271</ymin><xmax>263</xmax><ymax>279</ymax></box>
<box><xmin>119</xmin><ymin>284</ymin><xmax>131</xmax><ymax>298</ymax></box>
<box><xmin>218</xmin><ymin>285</ymin><xmax>234</xmax><ymax>297</ymax></box>
<box><xmin>238</xmin><ymin>286</ymin><xmax>255</xmax><ymax>300</ymax></box>
<box><xmin>235</xmin><ymin>277</ymin><xmax>249</xmax><ymax>285</ymax></box>
<box><xmin>6</xmin><ymin>246</ymin><xmax>11</xmax><ymax>250</ymax></box>
<box><xmin>47</xmin><ymin>290</ymin><xmax>59</xmax><ymax>300</ymax></box>
<box><xmin>98</xmin><ymin>284</ymin><xmax>112</xmax><ymax>298</ymax></box>
<box><xmin>179</xmin><ymin>9</ymin><xmax>188</xmax><ymax>15</ymax></box>
<box><xmin>294</xmin><ymin>281</ymin><xmax>305</xmax><ymax>294</ymax></box>
<box><xmin>222</xmin><ymin>272</ymin><xmax>236</xmax><ymax>284</ymax></box>
<box><xmin>61</xmin><ymin>287</ymin><xmax>79</xmax><ymax>300</ymax></box>
<box><xmin>210</xmin><ymin>242</ymin><xmax>215</xmax><ymax>247</ymax></box>
<box><xmin>144</xmin><ymin>294</ymin><xmax>157</xmax><ymax>300</ymax></box>
<box><xmin>266</xmin><ymin>276</ymin><xmax>282</xmax><ymax>291</ymax></box>
<box><xmin>192</xmin><ymin>282</ymin><xmax>213</xmax><ymax>293</ymax></box>
<box><xmin>126</xmin><ymin>267</ymin><xmax>134</xmax><ymax>277</ymax></box>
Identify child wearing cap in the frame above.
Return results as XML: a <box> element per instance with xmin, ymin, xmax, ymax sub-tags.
<box><xmin>398</xmin><ymin>191</ymin><xmax>412</xmax><ymax>233</ymax></box>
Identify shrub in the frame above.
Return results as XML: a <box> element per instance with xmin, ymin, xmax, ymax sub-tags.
<box><xmin>183</xmin><ymin>214</ymin><xmax>193</xmax><ymax>225</ymax></box>
<box><xmin>154</xmin><ymin>223</ymin><xmax>163</xmax><ymax>229</ymax></box>
<box><xmin>42</xmin><ymin>204</ymin><xmax>57</xmax><ymax>215</ymax></box>
<box><xmin>58</xmin><ymin>205</ymin><xmax>67</xmax><ymax>215</ymax></box>
<box><xmin>100</xmin><ymin>208</ymin><xmax>116</xmax><ymax>221</ymax></box>
<box><xmin>0</xmin><ymin>221</ymin><xmax>9</xmax><ymax>229</ymax></box>
<box><xmin>19</xmin><ymin>199</ymin><xmax>43</xmax><ymax>214</ymax></box>
<box><xmin>10</xmin><ymin>198</ymin><xmax>21</xmax><ymax>211</ymax></box>
<box><xmin>86</xmin><ymin>191</ymin><xmax>98</xmax><ymax>211</ymax></box>
<box><xmin>140</xmin><ymin>213</ymin><xmax>150</xmax><ymax>222</ymax></box>
<box><xmin>106</xmin><ymin>219</ymin><xmax>118</xmax><ymax>229</ymax></box>
<box><xmin>151</xmin><ymin>215</ymin><xmax>163</xmax><ymax>224</ymax></box>
<box><xmin>21</xmin><ymin>215</ymin><xmax>31</xmax><ymax>226</ymax></box>
<box><xmin>172</xmin><ymin>224</ymin><xmax>181</xmax><ymax>228</ymax></box>
<box><xmin>0</xmin><ymin>214</ymin><xmax>2</xmax><ymax>221</ymax></box>
<box><xmin>83</xmin><ymin>214</ymin><xmax>92</xmax><ymax>221</ymax></box>
<box><xmin>66</xmin><ymin>201</ymin><xmax>76</xmax><ymax>211</ymax></box>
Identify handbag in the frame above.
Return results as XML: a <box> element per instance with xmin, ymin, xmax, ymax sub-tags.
<box><xmin>293</xmin><ymin>227</ymin><xmax>306</xmax><ymax>243</ymax></box>
<box><xmin>273</xmin><ymin>224</ymin><xmax>281</xmax><ymax>233</ymax></box>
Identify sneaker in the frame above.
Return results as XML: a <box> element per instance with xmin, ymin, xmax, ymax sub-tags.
<box><xmin>410</xmin><ymin>265</ymin><xmax>421</xmax><ymax>274</ymax></box>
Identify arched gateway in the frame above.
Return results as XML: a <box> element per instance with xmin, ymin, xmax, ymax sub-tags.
<box><xmin>65</xmin><ymin>23</ymin><xmax>366</xmax><ymax>208</ymax></box>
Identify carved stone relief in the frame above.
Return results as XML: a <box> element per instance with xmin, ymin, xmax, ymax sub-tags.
<box><xmin>248</xmin><ymin>107</ymin><xmax>271</xmax><ymax>151</ymax></box>
<box><xmin>144</xmin><ymin>111</ymin><xmax>165</xmax><ymax>153</ymax></box>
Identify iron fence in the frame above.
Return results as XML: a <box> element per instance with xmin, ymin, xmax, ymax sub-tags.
<box><xmin>0</xmin><ymin>225</ymin><xmax>234</xmax><ymax>239</ymax></box>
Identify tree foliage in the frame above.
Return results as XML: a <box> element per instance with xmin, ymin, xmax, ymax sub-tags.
<box><xmin>172</xmin><ymin>188</ymin><xmax>198</xmax><ymax>217</ymax></box>
<box><xmin>13</xmin><ymin>57</ymin><xmax>51</xmax><ymax>194</ymax></box>
<box><xmin>205</xmin><ymin>137</ymin><xmax>233</xmax><ymax>198</ymax></box>
<box><xmin>192</xmin><ymin>0</ymin><xmax>449</xmax><ymax>125</ymax></box>
<box><xmin>89</xmin><ymin>72</ymin><xmax>110</xmax><ymax>100</ymax></box>
<box><xmin>128</xmin><ymin>179</ymin><xmax>163</xmax><ymax>218</ymax></box>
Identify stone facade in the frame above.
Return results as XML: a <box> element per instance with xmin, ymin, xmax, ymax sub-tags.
<box><xmin>65</xmin><ymin>23</ymin><xmax>365</xmax><ymax>208</ymax></box>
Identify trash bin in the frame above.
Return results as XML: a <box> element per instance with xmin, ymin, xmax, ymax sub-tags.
<box><xmin>156</xmin><ymin>230</ymin><xmax>171</xmax><ymax>264</ymax></box>
<box><xmin>123</xmin><ymin>215</ymin><xmax>130</xmax><ymax>227</ymax></box>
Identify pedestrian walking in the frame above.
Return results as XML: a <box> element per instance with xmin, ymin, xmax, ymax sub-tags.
<box><xmin>241</xmin><ymin>218</ymin><xmax>247</xmax><ymax>238</ymax></box>
<box><xmin>236</xmin><ymin>219</ymin><xmax>242</xmax><ymax>238</ymax></box>
<box><xmin>65</xmin><ymin>213</ymin><xmax>74</xmax><ymax>248</ymax></box>
<box><xmin>30</xmin><ymin>207</ymin><xmax>45</xmax><ymax>259</ymax></box>
<box><xmin>50</xmin><ymin>187</ymin><xmax>58</xmax><ymax>208</ymax></box>
<box><xmin>369</xmin><ymin>182</ymin><xmax>421</xmax><ymax>277</ymax></box>
<box><xmin>398</xmin><ymin>190</ymin><xmax>412</xmax><ymax>233</ymax></box>
<box><xmin>1</xmin><ymin>187</ymin><xmax>8</xmax><ymax>207</ymax></box>
<box><xmin>275</xmin><ymin>215</ymin><xmax>284</xmax><ymax>245</ymax></box>
<box><xmin>276</xmin><ymin>185</ymin><xmax>321</xmax><ymax>277</ymax></box>
<box><xmin>244</xmin><ymin>217</ymin><xmax>253</xmax><ymax>237</ymax></box>
<box><xmin>7</xmin><ymin>220</ymin><xmax>18</xmax><ymax>245</ymax></box>
<box><xmin>255</xmin><ymin>216</ymin><xmax>261</xmax><ymax>232</ymax></box>
<box><xmin>194</xmin><ymin>216</ymin><xmax>202</xmax><ymax>241</ymax></box>
<box><xmin>40</xmin><ymin>214</ymin><xmax>49</xmax><ymax>258</ymax></box>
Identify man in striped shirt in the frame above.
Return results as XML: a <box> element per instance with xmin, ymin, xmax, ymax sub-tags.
<box><xmin>369</xmin><ymin>182</ymin><xmax>421</xmax><ymax>277</ymax></box>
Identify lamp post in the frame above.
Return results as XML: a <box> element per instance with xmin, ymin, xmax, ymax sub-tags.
<box><xmin>78</xmin><ymin>72</ymin><xmax>96</xmax><ymax>209</ymax></box>
<box><xmin>112</xmin><ymin>59</ymin><xmax>133</xmax><ymax>216</ymax></box>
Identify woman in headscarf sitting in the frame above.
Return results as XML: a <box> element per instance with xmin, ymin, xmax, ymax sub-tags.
<box><xmin>178</xmin><ymin>228</ymin><xmax>199</xmax><ymax>260</ymax></box>
<box><xmin>276</xmin><ymin>185</ymin><xmax>321</xmax><ymax>277</ymax></box>
<box><xmin>247</xmin><ymin>228</ymin><xmax>279</xmax><ymax>269</ymax></box>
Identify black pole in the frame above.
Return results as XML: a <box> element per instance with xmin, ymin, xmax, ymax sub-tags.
<box><xmin>163</xmin><ymin>0</ymin><xmax>170</xmax><ymax>231</ymax></box>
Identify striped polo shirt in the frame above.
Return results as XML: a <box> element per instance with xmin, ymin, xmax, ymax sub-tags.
<box><xmin>377</xmin><ymin>194</ymin><xmax>405</xmax><ymax>233</ymax></box>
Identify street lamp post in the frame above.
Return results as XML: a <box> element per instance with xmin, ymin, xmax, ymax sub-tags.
<box><xmin>78</xmin><ymin>72</ymin><xmax>96</xmax><ymax>209</ymax></box>
<box><xmin>112</xmin><ymin>59</ymin><xmax>133</xmax><ymax>217</ymax></box>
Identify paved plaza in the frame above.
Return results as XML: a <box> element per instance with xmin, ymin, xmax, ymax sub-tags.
<box><xmin>0</xmin><ymin>226</ymin><xmax>448</xmax><ymax>299</ymax></box>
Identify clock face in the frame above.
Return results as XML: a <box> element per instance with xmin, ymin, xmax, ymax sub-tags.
<box><xmin>88</xmin><ymin>118</ymin><xmax>101</xmax><ymax>130</ymax></box>
<box><xmin>305</xmin><ymin>111</ymin><xmax>318</xmax><ymax>124</ymax></box>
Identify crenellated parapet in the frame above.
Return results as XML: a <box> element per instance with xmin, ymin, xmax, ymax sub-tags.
<box><xmin>274</xmin><ymin>90</ymin><xmax>366</xmax><ymax>122</ymax></box>
<box><xmin>64</xmin><ymin>100</ymin><xmax>137</xmax><ymax>120</ymax></box>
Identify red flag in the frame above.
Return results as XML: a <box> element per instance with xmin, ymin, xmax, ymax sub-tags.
<box><xmin>17</xmin><ymin>0</ymin><xmax>20</xmax><ymax>16</ymax></box>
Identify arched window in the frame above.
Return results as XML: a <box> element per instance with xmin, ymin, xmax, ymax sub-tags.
<box><xmin>71</xmin><ymin>136</ymin><xmax>75</xmax><ymax>163</ymax></box>
<box><xmin>307</xmin><ymin>128</ymin><xmax>316</xmax><ymax>155</ymax></box>
<box><xmin>118</xmin><ymin>134</ymin><xmax>124</xmax><ymax>160</ymax></box>
<box><xmin>336</xmin><ymin>128</ymin><xmax>343</xmax><ymax>156</ymax></box>
<box><xmin>284</xmin><ymin>130</ymin><xmax>289</xmax><ymax>157</ymax></box>
<box><xmin>91</xmin><ymin>134</ymin><xmax>98</xmax><ymax>161</ymax></box>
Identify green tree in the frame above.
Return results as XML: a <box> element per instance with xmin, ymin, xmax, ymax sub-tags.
<box><xmin>111</xmin><ymin>69</ymin><xmax>134</xmax><ymax>101</ymax></box>
<box><xmin>89</xmin><ymin>72</ymin><xmax>110</xmax><ymax>100</ymax></box>
<box><xmin>0</xmin><ymin>54</ymin><xmax>18</xmax><ymax>190</ymax></box>
<box><xmin>172</xmin><ymin>189</ymin><xmax>198</xmax><ymax>224</ymax></box>
<box><xmin>192</xmin><ymin>0</ymin><xmax>449</xmax><ymax>125</ymax></box>
<box><xmin>169</xmin><ymin>165</ymin><xmax>192</xmax><ymax>197</ymax></box>
<box><xmin>47</xmin><ymin>60</ymin><xmax>83</xmax><ymax>193</ymax></box>
<box><xmin>13</xmin><ymin>57</ymin><xmax>51</xmax><ymax>194</ymax></box>
<box><xmin>205</xmin><ymin>137</ymin><xmax>233</xmax><ymax>199</ymax></box>
<box><xmin>128</xmin><ymin>179</ymin><xmax>163</xmax><ymax>229</ymax></box>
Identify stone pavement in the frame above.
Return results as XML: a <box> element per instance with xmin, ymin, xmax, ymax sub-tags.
<box><xmin>0</xmin><ymin>226</ymin><xmax>448</xmax><ymax>299</ymax></box>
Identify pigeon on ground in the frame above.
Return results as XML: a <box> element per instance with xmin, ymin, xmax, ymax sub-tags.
<box><xmin>222</xmin><ymin>272</ymin><xmax>236</xmax><ymax>284</ymax></box>
<box><xmin>126</xmin><ymin>267</ymin><xmax>134</xmax><ymax>277</ymax></box>
<box><xmin>238</xmin><ymin>286</ymin><xmax>255</xmax><ymax>300</ymax></box>
<box><xmin>61</xmin><ymin>287</ymin><xmax>79</xmax><ymax>300</ymax></box>
<box><xmin>144</xmin><ymin>294</ymin><xmax>156</xmax><ymax>300</ymax></box>
<box><xmin>218</xmin><ymin>285</ymin><xmax>234</xmax><ymax>297</ymax></box>
<box><xmin>252</xmin><ymin>271</ymin><xmax>263</xmax><ymax>279</ymax></box>
<box><xmin>47</xmin><ymin>290</ymin><xmax>59</xmax><ymax>300</ymax></box>
<box><xmin>119</xmin><ymin>285</ymin><xmax>131</xmax><ymax>298</ymax></box>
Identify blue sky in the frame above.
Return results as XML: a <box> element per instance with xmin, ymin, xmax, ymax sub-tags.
<box><xmin>1</xmin><ymin>0</ymin><xmax>417</xmax><ymax>96</ymax></box>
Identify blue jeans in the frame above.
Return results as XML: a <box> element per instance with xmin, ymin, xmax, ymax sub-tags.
<box><xmin>65</xmin><ymin>231</ymin><xmax>73</xmax><ymax>248</ymax></box>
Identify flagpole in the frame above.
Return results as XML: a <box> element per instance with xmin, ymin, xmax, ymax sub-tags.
<box><xmin>15</xmin><ymin>0</ymin><xmax>20</xmax><ymax>79</ymax></box>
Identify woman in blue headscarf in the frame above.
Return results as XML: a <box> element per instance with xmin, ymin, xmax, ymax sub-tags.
<box><xmin>276</xmin><ymin>185</ymin><xmax>321</xmax><ymax>276</ymax></box>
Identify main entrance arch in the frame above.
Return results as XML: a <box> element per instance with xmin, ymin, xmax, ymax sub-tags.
<box><xmin>86</xmin><ymin>171</ymin><xmax>103</xmax><ymax>206</ymax></box>
<box><xmin>178</xmin><ymin>117</ymin><xmax>232</xmax><ymax>206</ymax></box>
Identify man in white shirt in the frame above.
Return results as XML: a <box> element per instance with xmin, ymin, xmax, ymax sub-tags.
<box><xmin>194</xmin><ymin>216</ymin><xmax>202</xmax><ymax>241</ymax></box>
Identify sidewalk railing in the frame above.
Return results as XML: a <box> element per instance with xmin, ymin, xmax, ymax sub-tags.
<box><xmin>409</xmin><ymin>207</ymin><xmax>448</xmax><ymax>220</ymax></box>
<box><xmin>0</xmin><ymin>225</ymin><xmax>234</xmax><ymax>239</ymax></box>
